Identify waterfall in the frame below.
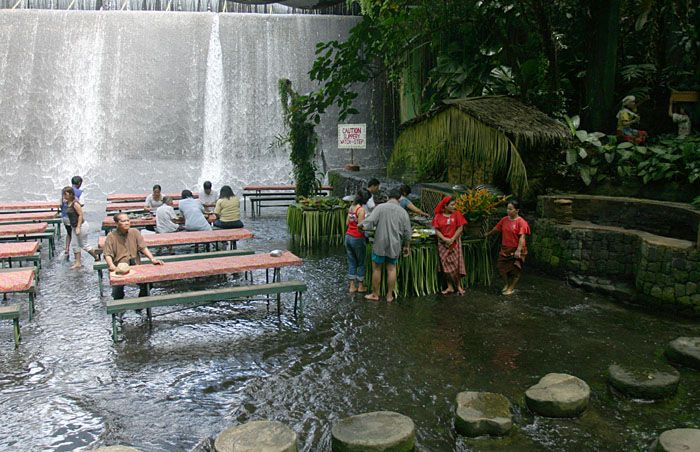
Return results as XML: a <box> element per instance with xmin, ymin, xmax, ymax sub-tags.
<box><xmin>199</xmin><ymin>13</ymin><xmax>225</xmax><ymax>188</ymax></box>
<box><xmin>0</xmin><ymin>11</ymin><xmax>382</xmax><ymax>202</ymax></box>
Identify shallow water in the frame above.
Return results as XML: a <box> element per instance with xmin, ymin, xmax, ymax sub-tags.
<box><xmin>0</xmin><ymin>207</ymin><xmax>698</xmax><ymax>451</ymax></box>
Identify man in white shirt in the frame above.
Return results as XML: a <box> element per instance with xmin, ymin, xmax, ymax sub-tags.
<box><xmin>364</xmin><ymin>178</ymin><xmax>381</xmax><ymax>214</ymax></box>
<box><xmin>199</xmin><ymin>181</ymin><xmax>218</xmax><ymax>211</ymax></box>
<box><xmin>155</xmin><ymin>197</ymin><xmax>182</xmax><ymax>233</ymax></box>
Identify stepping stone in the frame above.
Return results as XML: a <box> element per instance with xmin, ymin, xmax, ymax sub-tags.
<box><xmin>93</xmin><ymin>447</ymin><xmax>140</xmax><ymax>452</ymax></box>
<box><xmin>454</xmin><ymin>391</ymin><xmax>512</xmax><ymax>437</ymax></box>
<box><xmin>608</xmin><ymin>364</ymin><xmax>679</xmax><ymax>400</ymax></box>
<box><xmin>525</xmin><ymin>373</ymin><xmax>590</xmax><ymax>418</ymax></box>
<box><xmin>650</xmin><ymin>428</ymin><xmax>700</xmax><ymax>452</ymax></box>
<box><xmin>215</xmin><ymin>420</ymin><xmax>297</xmax><ymax>452</ymax></box>
<box><xmin>331</xmin><ymin>411</ymin><xmax>415</xmax><ymax>451</ymax></box>
<box><xmin>665</xmin><ymin>337</ymin><xmax>700</xmax><ymax>370</ymax></box>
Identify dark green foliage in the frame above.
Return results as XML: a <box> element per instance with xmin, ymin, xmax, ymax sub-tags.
<box><xmin>278</xmin><ymin>79</ymin><xmax>318</xmax><ymax>199</ymax></box>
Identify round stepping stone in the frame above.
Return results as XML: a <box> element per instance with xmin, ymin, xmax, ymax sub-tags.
<box><xmin>215</xmin><ymin>420</ymin><xmax>297</xmax><ymax>452</ymax></box>
<box><xmin>608</xmin><ymin>364</ymin><xmax>679</xmax><ymax>400</ymax></box>
<box><xmin>93</xmin><ymin>447</ymin><xmax>140</xmax><ymax>452</ymax></box>
<box><xmin>665</xmin><ymin>337</ymin><xmax>700</xmax><ymax>370</ymax></box>
<box><xmin>651</xmin><ymin>428</ymin><xmax>700</xmax><ymax>452</ymax></box>
<box><xmin>331</xmin><ymin>411</ymin><xmax>415</xmax><ymax>452</ymax></box>
<box><xmin>455</xmin><ymin>391</ymin><xmax>512</xmax><ymax>437</ymax></box>
<box><xmin>525</xmin><ymin>373</ymin><xmax>590</xmax><ymax>418</ymax></box>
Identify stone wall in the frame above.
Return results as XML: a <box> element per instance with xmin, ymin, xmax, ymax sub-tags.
<box><xmin>530</xmin><ymin>219</ymin><xmax>700</xmax><ymax>317</ymax></box>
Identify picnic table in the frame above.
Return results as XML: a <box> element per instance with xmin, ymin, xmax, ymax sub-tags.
<box><xmin>0</xmin><ymin>201</ymin><xmax>60</xmax><ymax>213</ymax></box>
<box><xmin>108</xmin><ymin>251</ymin><xmax>301</xmax><ymax>288</ymax></box>
<box><xmin>107</xmin><ymin>192</ymin><xmax>198</xmax><ymax>203</ymax></box>
<box><xmin>106</xmin><ymin>200</ymin><xmax>180</xmax><ymax>212</ymax></box>
<box><xmin>100</xmin><ymin>214</ymin><xmax>215</xmax><ymax>233</ymax></box>
<box><xmin>0</xmin><ymin>268</ymin><xmax>36</xmax><ymax>320</ymax></box>
<box><xmin>0</xmin><ymin>242</ymin><xmax>41</xmax><ymax>269</ymax></box>
<box><xmin>0</xmin><ymin>222</ymin><xmax>54</xmax><ymax>259</ymax></box>
<box><xmin>0</xmin><ymin>211</ymin><xmax>62</xmax><ymax>238</ymax></box>
<box><xmin>97</xmin><ymin>228</ymin><xmax>253</xmax><ymax>250</ymax></box>
<box><xmin>242</xmin><ymin>184</ymin><xmax>333</xmax><ymax>217</ymax></box>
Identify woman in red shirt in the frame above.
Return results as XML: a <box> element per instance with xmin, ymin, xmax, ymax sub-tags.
<box><xmin>486</xmin><ymin>200</ymin><xmax>531</xmax><ymax>295</ymax></box>
<box><xmin>345</xmin><ymin>190</ymin><xmax>369</xmax><ymax>293</ymax></box>
<box><xmin>432</xmin><ymin>196</ymin><xmax>468</xmax><ymax>295</ymax></box>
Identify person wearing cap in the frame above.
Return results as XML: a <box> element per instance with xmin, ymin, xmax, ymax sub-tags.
<box><xmin>616</xmin><ymin>95</ymin><xmax>647</xmax><ymax>144</ymax></box>
<box><xmin>360</xmin><ymin>187</ymin><xmax>412</xmax><ymax>303</ymax></box>
<box><xmin>104</xmin><ymin>213</ymin><xmax>163</xmax><ymax>300</ymax></box>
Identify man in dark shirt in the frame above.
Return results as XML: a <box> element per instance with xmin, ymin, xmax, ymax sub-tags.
<box><xmin>104</xmin><ymin>213</ymin><xmax>163</xmax><ymax>300</ymax></box>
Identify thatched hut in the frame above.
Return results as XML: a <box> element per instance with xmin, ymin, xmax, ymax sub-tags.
<box><xmin>387</xmin><ymin>96</ymin><xmax>570</xmax><ymax>195</ymax></box>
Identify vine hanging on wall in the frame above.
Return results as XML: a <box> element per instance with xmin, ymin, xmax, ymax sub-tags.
<box><xmin>277</xmin><ymin>79</ymin><xmax>318</xmax><ymax>199</ymax></box>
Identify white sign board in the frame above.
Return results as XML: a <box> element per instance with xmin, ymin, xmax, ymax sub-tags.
<box><xmin>338</xmin><ymin>124</ymin><xmax>367</xmax><ymax>149</ymax></box>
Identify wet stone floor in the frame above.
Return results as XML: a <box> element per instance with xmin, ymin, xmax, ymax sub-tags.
<box><xmin>0</xmin><ymin>208</ymin><xmax>698</xmax><ymax>451</ymax></box>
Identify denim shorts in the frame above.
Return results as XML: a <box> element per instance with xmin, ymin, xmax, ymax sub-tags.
<box><xmin>371</xmin><ymin>253</ymin><xmax>397</xmax><ymax>265</ymax></box>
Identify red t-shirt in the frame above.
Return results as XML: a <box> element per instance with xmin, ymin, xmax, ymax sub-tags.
<box><xmin>432</xmin><ymin>211</ymin><xmax>468</xmax><ymax>239</ymax></box>
<box><xmin>495</xmin><ymin>216</ymin><xmax>530</xmax><ymax>248</ymax></box>
<box><xmin>346</xmin><ymin>205</ymin><xmax>366</xmax><ymax>239</ymax></box>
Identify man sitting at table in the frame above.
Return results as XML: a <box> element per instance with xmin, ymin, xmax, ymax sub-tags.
<box><xmin>104</xmin><ymin>213</ymin><xmax>164</xmax><ymax>300</ymax></box>
<box><xmin>199</xmin><ymin>181</ymin><xmax>219</xmax><ymax>212</ymax></box>
<box><xmin>179</xmin><ymin>190</ymin><xmax>212</xmax><ymax>231</ymax></box>
<box><xmin>155</xmin><ymin>197</ymin><xmax>183</xmax><ymax>234</ymax></box>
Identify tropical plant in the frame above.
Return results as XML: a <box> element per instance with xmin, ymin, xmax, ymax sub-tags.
<box><xmin>286</xmin><ymin>203</ymin><xmax>347</xmax><ymax>248</ymax></box>
<box><xmin>453</xmin><ymin>188</ymin><xmax>510</xmax><ymax>223</ymax></box>
<box><xmin>277</xmin><ymin>79</ymin><xmax>318</xmax><ymax>199</ymax></box>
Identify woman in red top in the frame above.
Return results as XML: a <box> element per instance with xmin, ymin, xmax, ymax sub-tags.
<box><xmin>345</xmin><ymin>190</ymin><xmax>369</xmax><ymax>293</ymax></box>
<box><xmin>432</xmin><ymin>196</ymin><xmax>468</xmax><ymax>295</ymax></box>
<box><xmin>486</xmin><ymin>200</ymin><xmax>531</xmax><ymax>295</ymax></box>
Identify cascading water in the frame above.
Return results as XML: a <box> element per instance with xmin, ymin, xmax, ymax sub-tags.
<box><xmin>0</xmin><ymin>10</ymin><xmax>383</xmax><ymax>202</ymax></box>
<box><xmin>199</xmin><ymin>13</ymin><xmax>225</xmax><ymax>188</ymax></box>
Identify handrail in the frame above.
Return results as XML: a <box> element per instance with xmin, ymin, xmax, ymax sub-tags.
<box><xmin>67</xmin><ymin>0</ymin><xmax>76</xmax><ymax>8</ymax></box>
<box><xmin>11</xmin><ymin>0</ymin><xmax>23</xmax><ymax>10</ymax></box>
<box><xmin>165</xmin><ymin>0</ymin><xmax>171</xmax><ymax>11</ymax></box>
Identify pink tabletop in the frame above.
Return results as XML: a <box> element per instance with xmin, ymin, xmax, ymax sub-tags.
<box><xmin>0</xmin><ymin>241</ymin><xmax>39</xmax><ymax>258</ymax></box>
<box><xmin>98</xmin><ymin>228</ymin><xmax>253</xmax><ymax>248</ymax></box>
<box><xmin>243</xmin><ymin>185</ymin><xmax>332</xmax><ymax>191</ymax></box>
<box><xmin>0</xmin><ymin>201</ymin><xmax>60</xmax><ymax>211</ymax></box>
<box><xmin>0</xmin><ymin>222</ymin><xmax>48</xmax><ymax>236</ymax></box>
<box><xmin>0</xmin><ymin>269</ymin><xmax>35</xmax><ymax>292</ymax></box>
<box><xmin>0</xmin><ymin>212</ymin><xmax>59</xmax><ymax>221</ymax></box>
<box><xmin>107</xmin><ymin>192</ymin><xmax>198</xmax><ymax>202</ymax></box>
<box><xmin>110</xmin><ymin>251</ymin><xmax>302</xmax><ymax>286</ymax></box>
<box><xmin>102</xmin><ymin>216</ymin><xmax>155</xmax><ymax>227</ymax></box>
<box><xmin>106</xmin><ymin>201</ymin><xmax>180</xmax><ymax>211</ymax></box>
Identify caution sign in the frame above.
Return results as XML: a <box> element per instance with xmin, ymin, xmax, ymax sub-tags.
<box><xmin>338</xmin><ymin>124</ymin><xmax>366</xmax><ymax>149</ymax></box>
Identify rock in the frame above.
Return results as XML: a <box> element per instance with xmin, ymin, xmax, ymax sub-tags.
<box><xmin>215</xmin><ymin>420</ymin><xmax>297</xmax><ymax>452</ymax></box>
<box><xmin>651</xmin><ymin>428</ymin><xmax>700</xmax><ymax>452</ymax></box>
<box><xmin>608</xmin><ymin>364</ymin><xmax>679</xmax><ymax>400</ymax></box>
<box><xmin>331</xmin><ymin>411</ymin><xmax>415</xmax><ymax>452</ymax></box>
<box><xmin>665</xmin><ymin>337</ymin><xmax>700</xmax><ymax>370</ymax></box>
<box><xmin>93</xmin><ymin>447</ymin><xmax>140</xmax><ymax>452</ymax></box>
<box><xmin>454</xmin><ymin>391</ymin><xmax>512</xmax><ymax>437</ymax></box>
<box><xmin>525</xmin><ymin>373</ymin><xmax>590</xmax><ymax>418</ymax></box>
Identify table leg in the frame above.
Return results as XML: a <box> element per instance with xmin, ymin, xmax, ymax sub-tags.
<box><xmin>112</xmin><ymin>314</ymin><xmax>118</xmax><ymax>342</ymax></box>
<box><xmin>28</xmin><ymin>292</ymin><xmax>34</xmax><ymax>321</ymax></box>
<box><xmin>98</xmin><ymin>270</ymin><xmax>104</xmax><ymax>297</ymax></box>
<box><xmin>13</xmin><ymin>318</ymin><xmax>20</xmax><ymax>347</ymax></box>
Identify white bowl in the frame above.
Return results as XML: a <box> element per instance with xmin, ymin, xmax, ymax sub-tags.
<box><xmin>270</xmin><ymin>249</ymin><xmax>284</xmax><ymax>257</ymax></box>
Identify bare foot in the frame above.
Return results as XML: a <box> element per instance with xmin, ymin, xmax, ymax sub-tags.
<box><xmin>501</xmin><ymin>285</ymin><xmax>509</xmax><ymax>294</ymax></box>
<box><xmin>386</xmin><ymin>296</ymin><xmax>394</xmax><ymax>303</ymax></box>
<box><xmin>364</xmin><ymin>293</ymin><xmax>380</xmax><ymax>301</ymax></box>
<box><xmin>70</xmin><ymin>263</ymin><xmax>81</xmax><ymax>269</ymax></box>
<box><xmin>441</xmin><ymin>288</ymin><xmax>454</xmax><ymax>295</ymax></box>
<box><xmin>457</xmin><ymin>287</ymin><xmax>466</xmax><ymax>296</ymax></box>
<box><xmin>503</xmin><ymin>289</ymin><xmax>515</xmax><ymax>296</ymax></box>
<box><xmin>349</xmin><ymin>285</ymin><xmax>357</xmax><ymax>293</ymax></box>
<box><xmin>357</xmin><ymin>285</ymin><xmax>367</xmax><ymax>293</ymax></box>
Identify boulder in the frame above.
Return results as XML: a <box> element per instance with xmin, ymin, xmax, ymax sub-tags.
<box><xmin>454</xmin><ymin>391</ymin><xmax>512</xmax><ymax>437</ymax></box>
<box><xmin>651</xmin><ymin>428</ymin><xmax>700</xmax><ymax>452</ymax></box>
<box><xmin>331</xmin><ymin>411</ymin><xmax>415</xmax><ymax>452</ymax></box>
<box><xmin>215</xmin><ymin>420</ymin><xmax>297</xmax><ymax>452</ymax></box>
<box><xmin>608</xmin><ymin>364</ymin><xmax>679</xmax><ymax>400</ymax></box>
<box><xmin>525</xmin><ymin>373</ymin><xmax>590</xmax><ymax>418</ymax></box>
<box><xmin>665</xmin><ymin>337</ymin><xmax>700</xmax><ymax>370</ymax></box>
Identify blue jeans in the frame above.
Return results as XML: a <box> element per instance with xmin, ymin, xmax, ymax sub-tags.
<box><xmin>345</xmin><ymin>234</ymin><xmax>366</xmax><ymax>281</ymax></box>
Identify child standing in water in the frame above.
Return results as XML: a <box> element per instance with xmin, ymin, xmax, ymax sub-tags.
<box><xmin>485</xmin><ymin>200</ymin><xmax>530</xmax><ymax>295</ymax></box>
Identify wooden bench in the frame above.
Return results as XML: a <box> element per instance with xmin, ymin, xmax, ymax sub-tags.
<box><xmin>0</xmin><ymin>268</ymin><xmax>36</xmax><ymax>320</ymax></box>
<box><xmin>0</xmin><ymin>304</ymin><xmax>21</xmax><ymax>347</ymax></box>
<box><xmin>105</xmin><ymin>280</ymin><xmax>307</xmax><ymax>341</ymax></box>
<box><xmin>93</xmin><ymin>249</ymin><xmax>255</xmax><ymax>296</ymax></box>
<box><xmin>249</xmin><ymin>195</ymin><xmax>298</xmax><ymax>217</ymax></box>
<box><xmin>0</xmin><ymin>232</ymin><xmax>55</xmax><ymax>259</ymax></box>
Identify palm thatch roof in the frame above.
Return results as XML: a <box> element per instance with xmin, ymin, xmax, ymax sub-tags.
<box><xmin>402</xmin><ymin>96</ymin><xmax>570</xmax><ymax>148</ymax></box>
<box><xmin>389</xmin><ymin>96</ymin><xmax>569</xmax><ymax>195</ymax></box>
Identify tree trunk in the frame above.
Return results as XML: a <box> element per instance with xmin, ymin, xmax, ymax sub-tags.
<box><xmin>583</xmin><ymin>0</ymin><xmax>622</xmax><ymax>132</ymax></box>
